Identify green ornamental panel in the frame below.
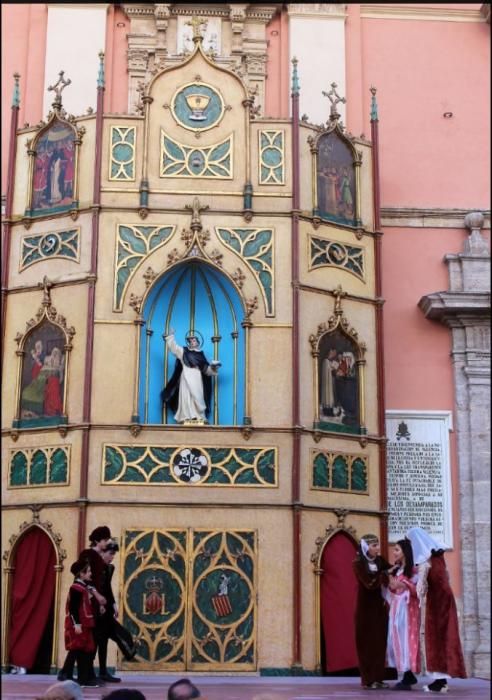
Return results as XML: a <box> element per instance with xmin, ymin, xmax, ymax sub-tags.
<box><xmin>20</xmin><ymin>229</ymin><xmax>79</xmax><ymax>270</ymax></box>
<box><xmin>311</xmin><ymin>449</ymin><xmax>368</xmax><ymax>493</ymax></box>
<box><xmin>110</xmin><ymin>126</ymin><xmax>136</xmax><ymax>181</ymax></box>
<box><xmin>259</xmin><ymin>130</ymin><xmax>285</xmax><ymax>185</ymax></box>
<box><xmin>189</xmin><ymin>530</ymin><xmax>257</xmax><ymax>671</ymax></box>
<box><xmin>215</xmin><ymin>227</ymin><xmax>274</xmax><ymax>316</ymax></box>
<box><xmin>160</xmin><ymin>132</ymin><xmax>232</xmax><ymax>179</ymax></box>
<box><xmin>8</xmin><ymin>446</ymin><xmax>69</xmax><ymax>488</ymax></box>
<box><xmin>102</xmin><ymin>445</ymin><xmax>277</xmax><ymax>487</ymax></box>
<box><xmin>121</xmin><ymin>529</ymin><xmax>188</xmax><ymax>671</ymax></box>
<box><xmin>120</xmin><ymin>529</ymin><xmax>257</xmax><ymax>672</ymax></box>
<box><xmin>309</xmin><ymin>234</ymin><xmax>365</xmax><ymax>281</ymax></box>
<box><xmin>114</xmin><ymin>224</ymin><xmax>175</xmax><ymax>310</ymax></box>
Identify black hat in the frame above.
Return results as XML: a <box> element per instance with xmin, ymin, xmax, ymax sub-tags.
<box><xmin>70</xmin><ymin>557</ymin><xmax>90</xmax><ymax>577</ymax></box>
<box><xmin>88</xmin><ymin>526</ymin><xmax>111</xmax><ymax>543</ymax></box>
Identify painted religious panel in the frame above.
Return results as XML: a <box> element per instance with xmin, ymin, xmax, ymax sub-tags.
<box><xmin>19</xmin><ymin>322</ymin><xmax>66</xmax><ymax>422</ymax></box>
<box><xmin>318</xmin><ymin>329</ymin><xmax>359</xmax><ymax>431</ymax></box>
<box><xmin>31</xmin><ymin>120</ymin><xmax>75</xmax><ymax>215</ymax></box>
<box><xmin>317</xmin><ymin>132</ymin><xmax>356</xmax><ymax>225</ymax></box>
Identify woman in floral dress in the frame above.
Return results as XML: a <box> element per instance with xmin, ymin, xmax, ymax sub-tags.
<box><xmin>385</xmin><ymin>538</ymin><xmax>421</xmax><ymax>690</ymax></box>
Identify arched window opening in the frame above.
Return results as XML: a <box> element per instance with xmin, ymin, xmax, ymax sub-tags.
<box><xmin>139</xmin><ymin>261</ymin><xmax>245</xmax><ymax>425</ymax></box>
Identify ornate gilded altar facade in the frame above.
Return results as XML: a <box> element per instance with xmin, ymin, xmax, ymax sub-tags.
<box><xmin>2</xmin><ymin>11</ymin><xmax>385</xmax><ymax>674</ymax></box>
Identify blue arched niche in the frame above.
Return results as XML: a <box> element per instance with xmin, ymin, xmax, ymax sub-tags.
<box><xmin>139</xmin><ymin>260</ymin><xmax>246</xmax><ymax>425</ymax></box>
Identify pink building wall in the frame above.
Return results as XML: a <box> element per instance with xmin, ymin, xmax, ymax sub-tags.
<box><xmin>265</xmin><ymin>11</ymin><xmax>290</xmax><ymax>119</ymax></box>
<box><xmin>1</xmin><ymin>3</ymin><xmax>128</xmax><ymax>195</ymax></box>
<box><xmin>1</xmin><ymin>4</ymin><xmax>47</xmax><ymax>195</ymax></box>
<box><xmin>358</xmin><ymin>12</ymin><xmax>490</xmax><ymax>208</ymax></box>
<box><xmin>354</xmin><ymin>9</ymin><xmax>489</xmax><ymax>592</ymax></box>
<box><xmin>103</xmin><ymin>5</ymin><xmax>129</xmax><ymax>115</ymax></box>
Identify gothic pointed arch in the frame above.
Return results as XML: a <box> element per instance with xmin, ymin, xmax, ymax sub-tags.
<box><xmin>146</xmin><ymin>35</ymin><xmax>251</xmax><ymax>104</ymax></box>
<box><xmin>13</xmin><ymin>277</ymin><xmax>76</xmax><ymax>429</ymax></box>
<box><xmin>24</xmin><ymin>71</ymin><xmax>85</xmax><ymax>223</ymax></box>
<box><xmin>136</xmin><ymin>258</ymin><xmax>248</xmax><ymax>426</ymax></box>
<box><xmin>2</xmin><ymin>508</ymin><xmax>67</xmax><ymax>673</ymax></box>
<box><xmin>309</xmin><ymin>286</ymin><xmax>366</xmax><ymax>434</ymax></box>
<box><xmin>310</xmin><ymin>511</ymin><xmax>358</xmax><ymax>674</ymax></box>
<box><xmin>308</xmin><ymin>84</ymin><xmax>362</xmax><ymax>229</ymax></box>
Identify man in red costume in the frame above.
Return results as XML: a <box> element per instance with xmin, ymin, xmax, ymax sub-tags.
<box><xmin>406</xmin><ymin>527</ymin><xmax>467</xmax><ymax>693</ymax></box>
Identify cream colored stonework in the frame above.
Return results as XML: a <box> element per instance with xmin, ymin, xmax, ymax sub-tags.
<box><xmin>2</xmin><ymin>35</ymin><xmax>383</xmax><ymax>674</ymax></box>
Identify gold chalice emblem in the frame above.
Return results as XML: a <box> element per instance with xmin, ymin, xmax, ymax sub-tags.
<box><xmin>185</xmin><ymin>93</ymin><xmax>210</xmax><ymax>121</ymax></box>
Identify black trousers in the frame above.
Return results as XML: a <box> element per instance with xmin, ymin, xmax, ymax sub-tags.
<box><xmin>96</xmin><ymin>614</ymin><xmax>136</xmax><ymax>673</ymax></box>
<box><xmin>60</xmin><ymin>649</ymin><xmax>95</xmax><ymax>683</ymax></box>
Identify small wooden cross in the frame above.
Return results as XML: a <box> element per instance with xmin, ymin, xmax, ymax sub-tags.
<box><xmin>322</xmin><ymin>82</ymin><xmax>346</xmax><ymax>122</ymax></box>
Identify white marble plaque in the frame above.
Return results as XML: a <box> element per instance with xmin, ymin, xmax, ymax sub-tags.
<box><xmin>386</xmin><ymin>410</ymin><xmax>453</xmax><ymax>547</ymax></box>
<box><xmin>177</xmin><ymin>17</ymin><xmax>221</xmax><ymax>55</ymax></box>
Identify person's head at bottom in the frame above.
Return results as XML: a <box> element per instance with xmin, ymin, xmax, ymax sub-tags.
<box><xmin>168</xmin><ymin>678</ymin><xmax>201</xmax><ymax>700</ymax></box>
<box><xmin>102</xmin><ymin>690</ymin><xmax>147</xmax><ymax>700</ymax></box>
<box><xmin>40</xmin><ymin>680</ymin><xmax>84</xmax><ymax>699</ymax></box>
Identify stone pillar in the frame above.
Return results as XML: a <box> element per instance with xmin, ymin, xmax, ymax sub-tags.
<box><xmin>419</xmin><ymin>212</ymin><xmax>490</xmax><ymax>678</ymax></box>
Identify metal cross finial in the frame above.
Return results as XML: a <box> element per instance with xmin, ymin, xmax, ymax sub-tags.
<box><xmin>322</xmin><ymin>82</ymin><xmax>346</xmax><ymax>122</ymax></box>
<box><xmin>186</xmin><ymin>16</ymin><xmax>208</xmax><ymax>44</ymax></box>
<box><xmin>47</xmin><ymin>71</ymin><xmax>72</xmax><ymax>110</ymax></box>
<box><xmin>332</xmin><ymin>284</ymin><xmax>346</xmax><ymax>315</ymax></box>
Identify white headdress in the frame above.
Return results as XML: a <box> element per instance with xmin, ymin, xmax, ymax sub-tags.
<box><xmin>406</xmin><ymin>527</ymin><xmax>448</xmax><ymax>565</ymax></box>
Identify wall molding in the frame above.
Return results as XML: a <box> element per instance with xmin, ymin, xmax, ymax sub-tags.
<box><xmin>361</xmin><ymin>5</ymin><xmax>486</xmax><ymax>23</ymax></box>
<box><xmin>381</xmin><ymin>207</ymin><xmax>491</xmax><ymax>229</ymax></box>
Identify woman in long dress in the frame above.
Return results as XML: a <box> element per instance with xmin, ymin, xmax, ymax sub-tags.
<box><xmin>385</xmin><ymin>538</ymin><xmax>420</xmax><ymax>690</ymax></box>
<box><xmin>352</xmin><ymin>533</ymin><xmax>392</xmax><ymax>689</ymax></box>
<box><xmin>406</xmin><ymin>527</ymin><xmax>466</xmax><ymax>693</ymax></box>
<box><xmin>21</xmin><ymin>346</ymin><xmax>64</xmax><ymax>418</ymax></box>
<box><xmin>43</xmin><ymin>346</ymin><xmax>64</xmax><ymax>416</ymax></box>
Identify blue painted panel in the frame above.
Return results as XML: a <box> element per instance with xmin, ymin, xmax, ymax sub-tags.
<box><xmin>139</xmin><ymin>262</ymin><xmax>245</xmax><ymax>426</ymax></box>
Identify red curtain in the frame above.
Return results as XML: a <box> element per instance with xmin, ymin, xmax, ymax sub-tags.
<box><xmin>9</xmin><ymin>527</ymin><xmax>56</xmax><ymax>668</ymax></box>
<box><xmin>320</xmin><ymin>531</ymin><xmax>358</xmax><ymax>672</ymax></box>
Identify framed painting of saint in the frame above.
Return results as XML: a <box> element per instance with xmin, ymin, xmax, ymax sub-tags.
<box><xmin>30</xmin><ymin>120</ymin><xmax>75</xmax><ymax>215</ymax></box>
<box><xmin>19</xmin><ymin>323</ymin><xmax>66</xmax><ymax>422</ymax></box>
<box><xmin>317</xmin><ymin>132</ymin><xmax>356</xmax><ymax>226</ymax></box>
<box><xmin>318</xmin><ymin>329</ymin><xmax>359</xmax><ymax>431</ymax></box>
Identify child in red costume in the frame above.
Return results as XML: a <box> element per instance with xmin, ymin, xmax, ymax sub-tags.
<box><xmin>62</xmin><ymin>559</ymin><xmax>101</xmax><ymax>688</ymax></box>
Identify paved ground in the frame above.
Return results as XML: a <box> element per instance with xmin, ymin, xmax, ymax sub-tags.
<box><xmin>1</xmin><ymin>674</ymin><xmax>490</xmax><ymax>700</ymax></box>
